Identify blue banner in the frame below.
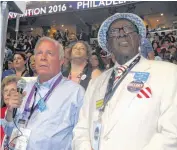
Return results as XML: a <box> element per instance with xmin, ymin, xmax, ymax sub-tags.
<box><xmin>9</xmin><ymin>1</ymin><xmax>135</xmax><ymax>19</ymax></box>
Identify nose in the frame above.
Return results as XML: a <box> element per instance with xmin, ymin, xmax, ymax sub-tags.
<box><xmin>119</xmin><ymin>28</ymin><xmax>126</xmax><ymax>38</ymax></box>
<box><xmin>41</xmin><ymin>53</ymin><xmax>47</xmax><ymax>60</ymax></box>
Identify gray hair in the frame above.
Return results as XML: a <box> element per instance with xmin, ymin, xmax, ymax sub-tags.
<box><xmin>34</xmin><ymin>37</ymin><xmax>64</xmax><ymax>59</ymax></box>
<box><xmin>71</xmin><ymin>41</ymin><xmax>92</xmax><ymax>59</ymax></box>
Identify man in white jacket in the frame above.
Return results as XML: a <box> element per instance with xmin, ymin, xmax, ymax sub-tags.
<box><xmin>72</xmin><ymin>13</ymin><xmax>177</xmax><ymax>150</ymax></box>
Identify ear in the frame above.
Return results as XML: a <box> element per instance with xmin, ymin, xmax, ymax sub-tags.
<box><xmin>59</xmin><ymin>58</ymin><xmax>64</xmax><ymax>66</ymax></box>
<box><xmin>138</xmin><ymin>35</ymin><xmax>142</xmax><ymax>46</ymax></box>
<box><xmin>106</xmin><ymin>42</ymin><xmax>112</xmax><ymax>53</ymax></box>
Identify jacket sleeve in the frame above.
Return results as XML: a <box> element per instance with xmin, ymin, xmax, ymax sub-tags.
<box><xmin>72</xmin><ymin>80</ymin><xmax>94</xmax><ymax>150</ymax></box>
<box><xmin>143</xmin><ymin>66</ymin><xmax>177</xmax><ymax>150</ymax></box>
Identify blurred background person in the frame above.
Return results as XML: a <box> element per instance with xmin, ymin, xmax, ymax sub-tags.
<box><xmin>28</xmin><ymin>55</ymin><xmax>37</xmax><ymax>76</ymax></box>
<box><xmin>152</xmin><ymin>41</ymin><xmax>161</xmax><ymax>56</ymax></box>
<box><xmin>61</xmin><ymin>46</ymin><xmax>71</xmax><ymax>73</ymax></box>
<box><xmin>152</xmin><ymin>33</ymin><xmax>161</xmax><ymax>46</ymax></box>
<box><xmin>167</xmin><ymin>32</ymin><xmax>176</xmax><ymax>43</ymax></box>
<box><xmin>78</xmin><ymin>29</ymin><xmax>87</xmax><ymax>41</ymax></box>
<box><xmin>161</xmin><ymin>39</ymin><xmax>170</xmax><ymax>52</ymax></box>
<box><xmin>146</xmin><ymin>32</ymin><xmax>153</xmax><ymax>43</ymax></box>
<box><xmin>68</xmin><ymin>33</ymin><xmax>78</xmax><ymax>47</ymax></box>
<box><xmin>100</xmin><ymin>50</ymin><xmax>115</xmax><ymax>70</ymax></box>
<box><xmin>168</xmin><ymin>45</ymin><xmax>177</xmax><ymax>63</ymax></box>
<box><xmin>3</xmin><ymin>58</ymin><xmax>14</xmax><ymax>71</ymax></box>
<box><xmin>2</xmin><ymin>53</ymin><xmax>30</xmax><ymax>80</ymax></box>
<box><xmin>25</xmin><ymin>50</ymin><xmax>33</xmax><ymax>60</ymax></box>
<box><xmin>62</xmin><ymin>41</ymin><xmax>101</xmax><ymax>89</ymax></box>
<box><xmin>89</xmin><ymin>52</ymin><xmax>105</xmax><ymax>71</ymax></box>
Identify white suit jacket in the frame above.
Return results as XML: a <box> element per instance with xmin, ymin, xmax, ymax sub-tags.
<box><xmin>72</xmin><ymin>57</ymin><xmax>177</xmax><ymax>150</ymax></box>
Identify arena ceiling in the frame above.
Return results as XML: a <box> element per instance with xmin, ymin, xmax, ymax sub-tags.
<box><xmin>8</xmin><ymin>1</ymin><xmax>177</xmax><ymax>31</ymax></box>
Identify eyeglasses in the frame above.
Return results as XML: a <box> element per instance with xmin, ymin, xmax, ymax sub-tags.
<box><xmin>107</xmin><ymin>25</ymin><xmax>138</xmax><ymax>38</ymax></box>
<box><xmin>3</xmin><ymin>88</ymin><xmax>17</xmax><ymax>96</ymax></box>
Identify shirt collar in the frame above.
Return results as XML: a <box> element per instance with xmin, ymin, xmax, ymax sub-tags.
<box><xmin>36</xmin><ymin>72</ymin><xmax>62</xmax><ymax>89</ymax></box>
<box><xmin>113</xmin><ymin>53</ymin><xmax>140</xmax><ymax>72</ymax></box>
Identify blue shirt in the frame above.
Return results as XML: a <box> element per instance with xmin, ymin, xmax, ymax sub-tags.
<box><xmin>2</xmin><ymin>69</ymin><xmax>30</xmax><ymax>80</ymax></box>
<box><xmin>2</xmin><ymin>69</ymin><xmax>15</xmax><ymax>80</ymax></box>
<box><xmin>141</xmin><ymin>38</ymin><xmax>153</xmax><ymax>58</ymax></box>
<box><xmin>2</xmin><ymin>73</ymin><xmax>85</xmax><ymax>150</ymax></box>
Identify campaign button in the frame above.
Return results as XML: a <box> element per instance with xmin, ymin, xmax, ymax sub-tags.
<box><xmin>134</xmin><ymin>72</ymin><xmax>150</xmax><ymax>82</ymax></box>
<box><xmin>127</xmin><ymin>80</ymin><xmax>144</xmax><ymax>92</ymax></box>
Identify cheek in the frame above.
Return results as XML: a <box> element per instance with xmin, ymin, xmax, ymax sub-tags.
<box><xmin>20</xmin><ymin>60</ymin><xmax>25</xmax><ymax>65</ymax></box>
<box><xmin>83</xmin><ymin>51</ymin><xmax>87</xmax><ymax>57</ymax></box>
<box><xmin>3</xmin><ymin>95</ymin><xmax>9</xmax><ymax>103</ymax></box>
<box><xmin>107</xmin><ymin>39</ymin><xmax>117</xmax><ymax>51</ymax></box>
<box><xmin>71</xmin><ymin>51</ymin><xmax>75</xmax><ymax>56</ymax></box>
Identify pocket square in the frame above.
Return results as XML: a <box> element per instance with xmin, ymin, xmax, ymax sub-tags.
<box><xmin>137</xmin><ymin>87</ymin><xmax>152</xmax><ymax>98</ymax></box>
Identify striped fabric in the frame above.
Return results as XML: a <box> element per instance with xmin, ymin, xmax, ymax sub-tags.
<box><xmin>137</xmin><ymin>87</ymin><xmax>152</xmax><ymax>98</ymax></box>
<box><xmin>114</xmin><ymin>65</ymin><xmax>128</xmax><ymax>85</ymax></box>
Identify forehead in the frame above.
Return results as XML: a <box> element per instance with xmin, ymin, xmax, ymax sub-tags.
<box><xmin>73</xmin><ymin>43</ymin><xmax>86</xmax><ymax>48</ymax></box>
<box><xmin>14</xmin><ymin>54</ymin><xmax>22</xmax><ymax>58</ymax></box>
<box><xmin>91</xmin><ymin>55</ymin><xmax>98</xmax><ymax>58</ymax></box>
<box><xmin>4</xmin><ymin>82</ymin><xmax>17</xmax><ymax>90</ymax></box>
<box><xmin>36</xmin><ymin>40</ymin><xmax>57</xmax><ymax>50</ymax></box>
<box><xmin>70</xmin><ymin>34</ymin><xmax>75</xmax><ymax>37</ymax></box>
<box><xmin>109</xmin><ymin>19</ymin><xmax>134</xmax><ymax>29</ymax></box>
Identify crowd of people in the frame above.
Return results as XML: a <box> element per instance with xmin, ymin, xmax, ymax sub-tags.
<box><xmin>1</xmin><ymin>12</ymin><xmax>177</xmax><ymax>150</ymax></box>
<box><xmin>146</xmin><ymin>31</ymin><xmax>177</xmax><ymax>63</ymax></box>
<box><xmin>3</xmin><ymin>27</ymin><xmax>177</xmax><ymax>82</ymax></box>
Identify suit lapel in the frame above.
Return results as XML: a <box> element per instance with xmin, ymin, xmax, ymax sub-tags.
<box><xmin>103</xmin><ymin>57</ymin><xmax>152</xmax><ymax>137</ymax></box>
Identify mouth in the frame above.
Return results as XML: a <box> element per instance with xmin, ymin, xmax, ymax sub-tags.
<box><xmin>14</xmin><ymin>62</ymin><xmax>19</xmax><ymax>65</ymax></box>
<box><xmin>39</xmin><ymin>65</ymin><xmax>48</xmax><ymax>68</ymax></box>
<box><xmin>75</xmin><ymin>52</ymin><xmax>81</xmax><ymax>55</ymax></box>
<box><xmin>119</xmin><ymin>41</ymin><xmax>129</xmax><ymax>47</ymax></box>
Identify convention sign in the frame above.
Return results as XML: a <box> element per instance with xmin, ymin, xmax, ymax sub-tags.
<box><xmin>8</xmin><ymin>1</ymin><xmax>136</xmax><ymax>19</ymax></box>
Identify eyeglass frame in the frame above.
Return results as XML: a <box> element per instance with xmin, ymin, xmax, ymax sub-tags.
<box><xmin>107</xmin><ymin>24</ymin><xmax>139</xmax><ymax>38</ymax></box>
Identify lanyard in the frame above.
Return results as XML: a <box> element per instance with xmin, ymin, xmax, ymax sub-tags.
<box><xmin>101</xmin><ymin>56</ymin><xmax>141</xmax><ymax>112</ymax></box>
<box><xmin>23</xmin><ymin>74</ymin><xmax>63</xmax><ymax>118</ymax></box>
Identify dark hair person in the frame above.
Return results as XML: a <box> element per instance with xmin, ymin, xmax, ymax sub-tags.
<box><xmin>89</xmin><ymin>52</ymin><xmax>105</xmax><ymax>71</ymax></box>
<box><xmin>2</xmin><ymin>53</ymin><xmax>30</xmax><ymax>80</ymax></box>
<box><xmin>62</xmin><ymin>41</ymin><xmax>102</xmax><ymax>89</ymax></box>
<box><xmin>28</xmin><ymin>55</ymin><xmax>37</xmax><ymax>76</ymax></box>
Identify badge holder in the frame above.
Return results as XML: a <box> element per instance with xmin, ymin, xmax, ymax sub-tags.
<box><xmin>92</xmin><ymin>111</ymin><xmax>103</xmax><ymax>150</ymax></box>
<box><xmin>8</xmin><ymin>112</ymin><xmax>31</xmax><ymax>150</ymax></box>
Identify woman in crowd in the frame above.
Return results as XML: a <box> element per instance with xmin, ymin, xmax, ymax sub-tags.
<box><xmin>0</xmin><ymin>75</ymin><xmax>20</xmax><ymax>146</ymax></box>
<box><xmin>167</xmin><ymin>33</ymin><xmax>176</xmax><ymax>43</ymax></box>
<box><xmin>152</xmin><ymin>41</ymin><xmax>161</xmax><ymax>56</ymax></box>
<box><xmin>28</xmin><ymin>55</ymin><xmax>37</xmax><ymax>76</ymax></box>
<box><xmin>89</xmin><ymin>52</ymin><xmax>105</xmax><ymax>71</ymax></box>
<box><xmin>2</xmin><ymin>53</ymin><xmax>30</xmax><ymax>80</ymax></box>
<box><xmin>152</xmin><ymin>33</ymin><xmax>161</xmax><ymax>46</ymax></box>
<box><xmin>61</xmin><ymin>46</ymin><xmax>72</xmax><ymax>73</ymax></box>
<box><xmin>62</xmin><ymin>41</ymin><xmax>102</xmax><ymax>89</ymax></box>
<box><xmin>3</xmin><ymin>58</ymin><xmax>14</xmax><ymax>71</ymax></box>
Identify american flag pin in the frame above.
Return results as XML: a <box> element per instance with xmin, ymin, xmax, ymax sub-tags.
<box><xmin>137</xmin><ymin>87</ymin><xmax>152</xmax><ymax>98</ymax></box>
